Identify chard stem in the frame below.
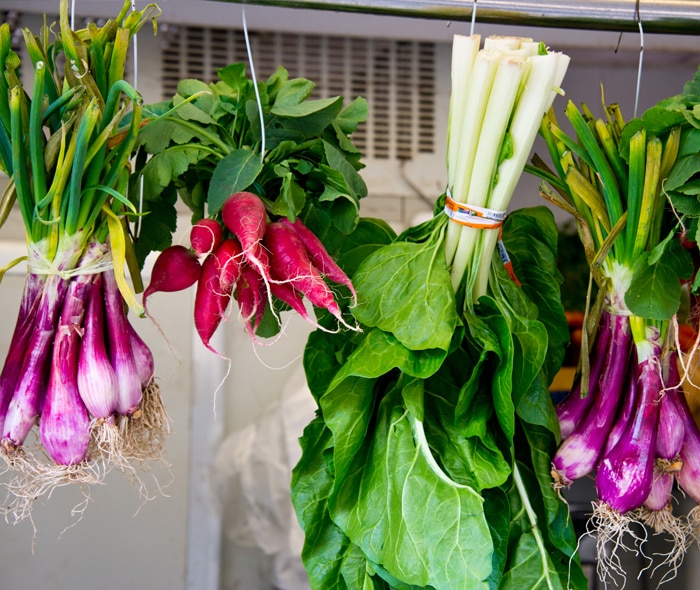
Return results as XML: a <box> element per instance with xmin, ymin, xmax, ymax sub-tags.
<box><xmin>513</xmin><ymin>462</ymin><xmax>558</xmax><ymax>590</ymax></box>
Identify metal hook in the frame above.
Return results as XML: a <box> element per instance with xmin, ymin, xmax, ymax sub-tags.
<box><xmin>470</xmin><ymin>0</ymin><xmax>478</xmax><ymax>36</ymax></box>
<box><xmin>634</xmin><ymin>0</ymin><xmax>645</xmax><ymax>118</ymax></box>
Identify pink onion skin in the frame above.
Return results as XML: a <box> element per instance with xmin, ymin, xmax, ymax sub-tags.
<box><xmin>551</xmin><ymin>313</ymin><xmax>632</xmax><ymax>485</ymax></box>
<box><xmin>602</xmin><ymin>358</ymin><xmax>637</xmax><ymax>458</ymax></box>
<box><xmin>596</xmin><ymin>347</ymin><xmax>661</xmax><ymax>514</ymax></box>
<box><xmin>77</xmin><ymin>273</ymin><xmax>119</xmax><ymax>419</ymax></box>
<box><xmin>2</xmin><ymin>274</ymin><xmax>71</xmax><ymax>449</ymax></box>
<box><xmin>0</xmin><ymin>273</ymin><xmax>45</xmax><ymax>433</ymax></box>
<box><xmin>643</xmin><ymin>471</ymin><xmax>674</xmax><ymax>512</ymax></box>
<box><xmin>556</xmin><ymin>310</ymin><xmax>613</xmax><ymax>439</ymax></box>
<box><xmin>127</xmin><ymin>320</ymin><xmax>155</xmax><ymax>388</ymax></box>
<box><xmin>103</xmin><ymin>270</ymin><xmax>142</xmax><ymax>416</ymax></box>
<box><xmin>675</xmin><ymin>389</ymin><xmax>700</xmax><ymax>503</ymax></box>
<box><xmin>40</xmin><ymin>275</ymin><xmax>91</xmax><ymax>465</ymax></box>
<box><xmin>656</xmin><ymin>353</ymin><xmax>685</xmax><ymax>461</ymax></box>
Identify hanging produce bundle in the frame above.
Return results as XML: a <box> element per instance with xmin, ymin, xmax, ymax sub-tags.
<box><xmin>290</xmin><ymin>34</ymin><xmax>586</xmax><ymax>589</ymax></box>
<box><xmin>530</xmin><ymin>64</ymin><xmax>700</xmax><ymax>585</ymax></box>
<box><xmin>0</xmin><ymin>0</ymin><xmax>165</xmax><ymax>523</ymax></box>
<box><xmin>132</xmin><ymin>64</ymin><xmax>368</xmax><ymax>351</ymax></box>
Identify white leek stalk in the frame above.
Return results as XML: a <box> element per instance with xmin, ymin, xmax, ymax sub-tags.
<box><xmin>443</xmin><ymin>35</ymin><xmax>570</xmax><ymax>302</ymax></box>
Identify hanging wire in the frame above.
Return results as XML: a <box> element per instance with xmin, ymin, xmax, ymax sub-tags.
<box><xmin>129</xmin><ymin>0</ymin><xmax>146</xmax><ymax>237</ymax></box>
<box><xmin>633</xmin><ymin>0</ymin><xmax>645</xmax><ymax>118</ymax></box>
<box><xmin>470</xmin><ymin>0</ymin><xmax>478</xmax><ymax>36</ymax></box>
<box><xmin>242</xmin><ymin>9</ymin><xmax>266</xmax><ymax>163</ymax></box>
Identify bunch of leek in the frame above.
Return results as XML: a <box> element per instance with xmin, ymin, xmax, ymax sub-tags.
<box><xmin>0</xmin><ymin>0</ymin><xmax>164</xmax><ymax>523</ymax></box>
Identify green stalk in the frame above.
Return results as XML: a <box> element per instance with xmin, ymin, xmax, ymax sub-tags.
<box><xmin>41</xmin><ymin>85</ymin><xmax>84</xmax><ymax>126</ymax></box>
<box><xmin>0</xmin><ymin>23</ymin><xmax>13</xmax><ymax>132</ymax></box>
<box><xmin>624</xmin><ymin>129</ymin><xmax>646</xmax><ymax>262</ymax></box>
<box><xmin>632</xmin><ymin>136</ymin><xmax>662</xmax><ymax>259</ymax></box>
<box><xmin>107</xmin><ymin>28</ymin><xmax>130</xmax><ymax>94</ymax></box>
<box><xmin>0</xmin><ymin>116</ymin><xmax>13</xmax><ymax>175</ymax></box>
<box><xmin>565</xmin><ymin>101</ymin><xmax>623</xmax><ymax>230</ymax></box>
<box><xmin>66</xmin><ymin>99</ymin><xmax>101</xmax><ymax>235</ymax></box>
<box><xmin>649</xmin><ymin>126</ymin><xmax>681</xmax><ymax>245</ymax></box>
<box><xmin>29</xmin><ymin>61</ymin><xmax>48</xmax><ymax>204</ymax></box>
<box><xmin>87</xmin><ymin>22</ymin><xmax>108</xmax><ymax>99</ymax></box>
<box><xmin>595</xmin><ymin>119</ymin><xmax>629</xmax><ymax>199</ymax></box>
<box><xmin>9</xmin><ymin>86</ymin><xmax>33</xmax><ymax>233</ymax></box>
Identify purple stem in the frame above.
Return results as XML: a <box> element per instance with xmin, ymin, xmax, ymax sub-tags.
<box><xmin>103</xmin><ymin>269</ymin><xmax>142</xmax><ymax>415</ymax></box>
<box><xmin>551</xmin><ymin>313</ymin><xmax>632</xmax><ymax>485</ymax></box>
<box><xmin>1</xmin><ymin>273</ymin><xmax>71</xmax><ymax>450</ymax></box>
<box><xmin>557</xmin><ymin>310</ymin><xmax>613</xmax><ymax>439</ymax></box>
<box><xmin>40</xmin><ymin>274</ymin><xmax>92</xmax><ymax>465</ymax></box>
<box><xmin>596</xmin><ymin>339</ymin><xmax>662</xmax><ymax>514</ymax></box>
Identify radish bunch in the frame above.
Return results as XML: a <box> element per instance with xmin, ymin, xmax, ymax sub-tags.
<box><xmin>144</xmin><ymin>191</ymin><xmax>358</xmax><ymax>354</ymax></box>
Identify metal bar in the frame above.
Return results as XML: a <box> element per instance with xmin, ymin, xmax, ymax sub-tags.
<box><xmin>214</xmin><ymin>1</ymin><xmax>700</xmax><ymax>34</ymax></box>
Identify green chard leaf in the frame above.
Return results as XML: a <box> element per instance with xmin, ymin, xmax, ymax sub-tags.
<box><xmin>327</xmin><ymin>378</ymin><xmax>493</xmax><ymax>590</ymax></box>
<box><xmin>352</xmin><ymin>228</ymin><xmax>457</xmax><ymax>352</ymax></box>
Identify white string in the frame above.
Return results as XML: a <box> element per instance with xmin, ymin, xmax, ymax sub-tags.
<box><xmin>70</xmin><ymin>0</ymin><xmax>76</xmax><ymax>29</ymax></box>
<box><xmin>470</xmin><ymin>0</ymin><xmax>477</xmax><ymax>36</ymax></box>
<box><xmin>131</xmin><ymin>0</ymin><xmax>139</xmax><ymax>91</ymax></box>
<box><xmin>634</xmin><ymin>8</ymin><xmax>644</xmax><ymax>118</ymax></box>
<box><xmin>129</xmin><ymin>0</ymin><xmax>146</xmax><ymax>238</ymax></box>
<box><xmin>241</xmin><ymin>9</ymin><xmax>266</xmax><ymax>162</ymax></box>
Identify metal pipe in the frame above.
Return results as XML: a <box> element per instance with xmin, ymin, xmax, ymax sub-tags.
<box><xmin>214</xmin><ymin>0</ymin><xmax>700</xmax><ymax>34</ymax></box>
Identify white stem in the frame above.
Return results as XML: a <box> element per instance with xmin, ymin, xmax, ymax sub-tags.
<box><xmin>451</xmin><ymin>49</ymin><xmax>502</xmax><ymax>203</ymax></box>
<box><xmin>513</xmin><ymin>462</ymin><xmax>559</xmax><ymax>590</ymax></box>
<box><xmin>467</xmin><ymin>56</ymin><xmax>525</xmax><ymax>208</ymax></box>
<box><xmin>450</xmin><ymin>57</ymin><xmax>525</xmax><ymax>290</ymax></box>
<box><xmin>488</xmin><ymin>52</ymin><xmax>563</xmax><ymax>212</ymax></box>
<box><xmin>447</xmin><ymin>34</ymin><xmax>481</xmax><ymax>191</ymax></box>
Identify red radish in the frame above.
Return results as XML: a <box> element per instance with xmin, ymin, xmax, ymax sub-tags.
<box><xmin>215</xmin><ymin>238</ymin><xmax>244</xmax><ymax>290</ymax></box>
<box><xmin>190</xmin><ymin>218</ymin><xmax>224</xmax><ymax>257</ymax></box>
<box><xmin>281</xmin><ymin>217</ymin><xmax>357</xmax><ymax>305</ymax></box>
<box><xmin>264</xmin><ymin>221</ymin><xmax>352</xmax><ymax>327</ymax></box>
<box><xmin>236</xmin><ymin>263</ymin><xmax>266</xmax><ymax>337</ymax></box>
<box><xmin>143</xmin><ymin>245</ymin><xmax>202</xmax><ymax>313</ymax></box>
<box><xmin>268</xmin><ymin>271</ymin><xmax>311</xmax><ymax>323</ymax></box>
<box><xmin>194</xmin><ymin>250</ymin><xmax>233</xmax><ymax>354</ymax></box>
<box><xmin>221</xmin><ymin>192</ymin><xmax>270</xmax><ymax>280</ymax></box>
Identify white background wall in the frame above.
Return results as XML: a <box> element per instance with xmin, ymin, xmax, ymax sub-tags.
<box><xmin>0</xmin><ymin>2</ymin><xmax>699</xmax><ymax>590</ymax></box>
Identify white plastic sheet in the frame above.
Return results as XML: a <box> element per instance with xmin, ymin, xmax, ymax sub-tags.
<box><xmin>212</xmin><ymin>367</ymin><xmax>316</xmax><ymax>590</ymax></box>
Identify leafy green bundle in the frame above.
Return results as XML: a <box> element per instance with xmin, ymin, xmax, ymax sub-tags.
<box><xmin>290</xmin><ymin>34</ymin><xmax>586</xmax><ymax>589</ymax></box>
<box><xmin>292</xmin><ymin>208</ymin><xmax>586</xmax><ymax>589</ymax></box>
<box><xmin>132</xmin><ymin>64</ymin><xmax>368</xmax><ymax>267</ymax></box>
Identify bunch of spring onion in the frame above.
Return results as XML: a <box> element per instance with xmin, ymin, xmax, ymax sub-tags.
<box><xmin>444</xmin><ymin>34</ymin><xmax>569</xmax><ymax>305</ymax></box>
<box><xmin>0</xmin><ymin>0</ymin><xmax>165</xmax><ymax>523</ymax></box>
<box><xmin>530</xmin><ymin>97</ymin><xmax>700</xmax><ymax>584</ymax></box>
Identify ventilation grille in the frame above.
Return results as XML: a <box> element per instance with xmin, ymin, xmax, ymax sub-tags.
<box><xmin>160</xmin><ymin>25</ymin><xmax>436</xmax><ymax>160</ymax></box>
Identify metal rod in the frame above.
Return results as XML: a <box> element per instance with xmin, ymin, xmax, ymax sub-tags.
<box><xmin>215</xmin><ymin>0</ymin><xmax>700</xmax><ymax>35</ymax></box>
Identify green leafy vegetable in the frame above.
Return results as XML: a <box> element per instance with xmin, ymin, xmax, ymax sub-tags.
<box><xmin>131</xmin><ymin>65</ymin><xmax>368</xmax><ymax>266</ymax></box>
